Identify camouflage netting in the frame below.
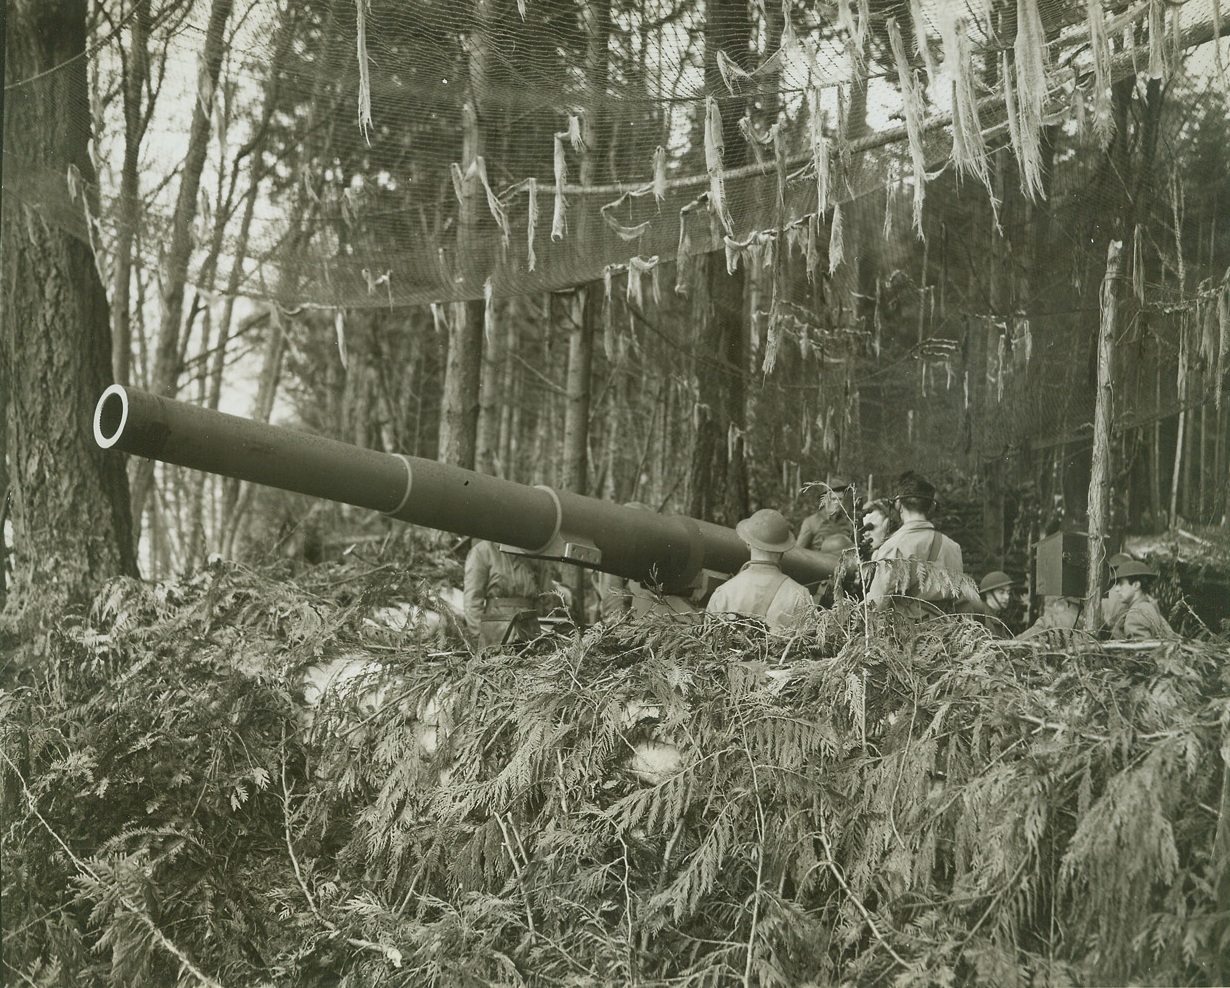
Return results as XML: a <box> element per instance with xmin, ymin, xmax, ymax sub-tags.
<box><xmin>3</xmin><ymin>0</ymin><xmax>1229</xmax><ymax>477</ymax></box>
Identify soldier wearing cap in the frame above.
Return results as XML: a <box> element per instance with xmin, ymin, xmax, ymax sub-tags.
<box><xmin>1105</xmin><ymin>560</ymin><xmax>1177</xmax><ymax>640</ymax></box>
<box><xmin>865</xmin><ymin>471</ymin><xmax>965</xmax><ymax>611</ymax></box>
<box><xmin>797</xmin><ymin>478</ymin><xmax>855</xmax><ymax>552</ymax></box>
<box><xmin>706</xmin><ymin>508</ymin><xmax>814</xmax><ymax>633</ymax></box>
<box><xmin>1099</xmin><ymin>552</ymin><xmax>1135</xmax><ymax>631</ymax></box>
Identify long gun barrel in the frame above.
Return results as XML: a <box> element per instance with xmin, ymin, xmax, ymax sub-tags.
<box><xmin>93</xmin><ymin>386</ymin><xmax>840</xmax><ymax>589</ymax></box>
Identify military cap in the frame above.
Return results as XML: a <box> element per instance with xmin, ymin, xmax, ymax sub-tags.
<box><xmin>1112</xmin><ymin>560</ymin><xmax>1157</xmax><ymax>581</ymax></box>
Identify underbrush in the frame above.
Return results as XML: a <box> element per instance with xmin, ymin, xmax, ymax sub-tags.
<box><xmin>3</xmin><ymin>560</ymin><xmax>1229</xmax><ymax>987</ymax></box>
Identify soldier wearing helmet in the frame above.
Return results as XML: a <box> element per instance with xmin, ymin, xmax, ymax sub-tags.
<box><xmin>974</xmin><ymin>570</ymin><xmax>1025</xmax><ymax>635</ymax></box>
<box><xmin>705</xmin><ymin>508</ymin><xmax>814</xmax><ymax>634</ymax></box>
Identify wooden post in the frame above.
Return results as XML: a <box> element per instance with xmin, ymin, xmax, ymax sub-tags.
<box><xmin>1085</xmin><ymin>240</ymin><xmax>1122</xmax><ymax>633</ymax></box>
<box><xmin>1169</xmin><ymin>313</ymin><xmax>1190</xmax><ymax>529</ymax></box>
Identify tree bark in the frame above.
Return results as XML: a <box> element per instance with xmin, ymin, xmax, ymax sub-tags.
<box><xmin>1084</xmin><ymin>240</ymin><xmax>1122</xmax><ymax>633</ymax></box>
<box><xmin>475</xmin><ymin>302</ymin><xmax>504</xmax><ymax>477</ymax></box>
<box><xmin>2</xmin><ymin>0</ymin><xmax>139</xmax><ymax>624</ymax></box>
<box><xmin>438</xmin><ymin>0</ymin><xmax>492</xmax><ymax>470</ymax></box>
<box><xmin>111</xmin><ymin>0</ymin><xmax>152</xmax><ymax>387</ymax></box>
<box><xmin>439</xmin><ymin>300</ymin><xmax>484</xmax><ymax>470</ymax></box>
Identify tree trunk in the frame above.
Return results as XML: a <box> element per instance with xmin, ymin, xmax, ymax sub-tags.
<box><xmin>561</xmin><ymin>289</ymin><xmax>596</xmax><ymax>622</ymax></box>
<box><xmin>111</xmin><ymin>0</ymin><xmax>152</xmax><ymax>387</ymax></box>
<box><xmin>439</xmin><ymin>300</ymin><xmax>484</xmax><ymax>470</ymax></box>
<box><xmin>687</xmin><ymin>0</ymin><xmax>750</xmax><ymax>526</ymax></box>
<box><xmin>1084</xmin><ymin>240</ymin><xmax>1122</xmax><ymax>633</ymax></box>
<box><xmin>498</xmin><ymin>315</ymin><xmax>517</xmax><ymax>478</ymax></box>
<box><xmin>129</xmin><ymin>0</ymin><xmax>233</xmax><ymax>529</ymax></box>
<box><xmin>475</xmin><ymin>300</ymin><xmax>504</xmax><ymax>476</ymax></box>
<box><xmin>438</xmin><ymin>0</ymin><xmax>492</xmax><ymax>470</ymax></box>
<box><xmin>2</xmin><ymin>0</ymin><xmax>139</xmax><ymax>624</ymax></box>
<box><xmin>217</xmin><ymin>315</ymin><xmax>287</xmax><ymax>559</ymax></box>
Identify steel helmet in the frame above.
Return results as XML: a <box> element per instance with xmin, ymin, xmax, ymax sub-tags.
<box><xmin>820</xmin><ymin>533</ymin><xmax>856</xmax><ymax>553</ymax></box>
<box><xmin>979</xmin><ymin>571</ymin><xmax>1016</xmax><ymax>594</ymax></box>
<box><xmin>735</xmin><ymin>509</ymin><xmax>796</xmax><ymax>553</ymax></box>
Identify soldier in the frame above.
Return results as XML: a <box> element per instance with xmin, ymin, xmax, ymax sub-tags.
<box><xmin>1104</xmin><ymin>560</ymin><xmax>1178</xmax><ymax>640</ymax></box>
<box><xmin>859</xmin><ymin>498</ymin><xmax>897</xmax><ymax>551</ymax></box>
<box><xmin>463</xmin><ymin>539</ymin><xmax>556</xmax><ymax>648</ymax></box>
<box><xmin>973</xmin><ymin>570</ymin><xmax>1026</xmax><ymax>635</ymax></box>
<box><xmin>706</xmin><ymin>508</ymin><xmax>814</xmax><ymax>633</ymax></box>
<box><xmin>865</xmin><ymin>472</ymin><xmax>965</xmax><ymax>613</ymax></box>
<box><xmin>797</xmin><ymin>478</ymin><xmax>855</xmax><ymax>551</ymax></box>
<box><xmin>1100</xmin><ymin>551</ymin><xmax>1135</xmax><ymax>631</ymax></box>
<box><xmin>1017</xmin><ymin>595</ymin><xmax>1085</xmax><ymax>639</ymax></box>
<box><xmin>593</xmin><ymin>569</ymin><xmax>699</xmax><ymax>623</ymax></box>
<box><xmin>592</xmin><ymin>502</ymin><xmax>700</xmax><ymax>623</ymax></box>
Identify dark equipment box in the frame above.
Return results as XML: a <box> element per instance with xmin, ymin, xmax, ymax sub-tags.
<box><xmin>1033</xmin><ymin>531</ymin><xmax>1089</xmax><ymax>598</ymax></box>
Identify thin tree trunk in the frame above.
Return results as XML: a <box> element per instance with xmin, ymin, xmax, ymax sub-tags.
<box><xmin>1085</xmin><ymin>240</ymin><xmax>1121</xmax><ymax>633</ymax></box>
<box><xmin>475</xmin><ymin>301</ymin><xmax>503</xmax><ymax>476</ymax></box>
<box><xmin>438</xmin><ymin>0</ymin><xmax>491</xmax><ymax>470</ymax></box>
<box><xmin>1198</xmin><ymin>400</ymin><xmax>1207</xmax><ymax>522</ymax></box>
<box><xmin>0</xmin><ymin>377</ymin><xmax>8</xmax><ymax>611</ymax></box>
<box><xmin>562</xmin><ymin>290</ymin><xmax>595</xmax><ymax>622</ymax></box>
<box><xmin>1169</xmin><ymin>328</ymin><xmax>1187</xmax><ymax>530</ymax></box>
<box><xmin>1152</xmin><ymin>362</ymin><xmax>1163</xmax><ymax>526</ymax></box>
<box><xmin>129</xmin><ymin>0</ymin><xmax>234</xmax><ymax>529</ymax></box>
<box><xmin>111</xmin><ymin>0</ymin><xmax>152</xmax><ymax>386</ymax></box>
<box><xmin>218</xmin><ymin>316</ymin><xmax>287</xmax><ymax>558</ymax></box>
<box><xmin>1216</xmin><ymin>403</ymin><xmax>1227</xmax><ymax>527</ymax></box>
<box><xmin>497</xmin><ymin>315</ymin><xmax>517</xmax><ymax>478</ymax></box>
<box><xmin>687</xmin><ymin>0</ymin><xmax>750</xmax><ymax>527</ymax></box>
<box><xmin>439</xmin><ymin>300</ymin><xmax>484</xmax><ymax>469</ymax></box>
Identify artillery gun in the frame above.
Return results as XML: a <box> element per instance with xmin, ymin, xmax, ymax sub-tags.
<box><xmin>92</xmin><ymin>385</ymin><xmax>840</xmax><ymax>594</ymax></box>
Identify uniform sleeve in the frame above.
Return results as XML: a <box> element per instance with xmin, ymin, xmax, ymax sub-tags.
<box><xmin>1100</xmin><ymin>594</ymin><xmax>1126</xmax><ymax>635</ymax></box>
<box><xmin>1123</xmin><ymin>601</ymin><xmax>1177</xmax><ymax>640</ymax></box>
<box><xmin>705</xmin><ymin>582</ymin><xmax>730</xmax><ymax>617</ymax></box>
<box><xmin>463</xmin><ymin>543</ymin><xmax>489</xmax><ymax>635</ymax></box>
<box><xmin>948</xmin><ymin>539</ymin><xmax>964</xmax><ymax>577</ymax></box>
<box><xmin>796</xmin><ymin>515</ymin><xmax>818</xmax><ymax>551</ymax></box>
<box><xmin>865</xmin><ymin>548</ymin><xmax>896</xmax><ymax>601</ymax></box>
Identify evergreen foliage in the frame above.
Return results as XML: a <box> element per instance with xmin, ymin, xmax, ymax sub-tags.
<box><xmin>3</xmin><ymin>559</ymin><xmax>1229</xmax><ymax>986</ymax></box>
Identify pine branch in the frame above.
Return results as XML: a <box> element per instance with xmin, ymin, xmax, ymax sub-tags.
<box><xmin>279</xmin><ymin>744</ymin><xmax>404</xmax><ymax>969</ymax></box>
<box><xmin>1</xmin><ymin>748</ymin><xmax>227</xmax><ymax>988</ymax></box>
<box><xmin>815</xmin><ymin>821</ymin><xmax>909</xmax><ymax>971</ymax></box>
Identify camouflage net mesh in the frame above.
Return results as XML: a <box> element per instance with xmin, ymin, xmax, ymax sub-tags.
<box><xmin>3</xmin><ymin>0</ymin><xmax>1229</xmax><ymax>477</ymax></box>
